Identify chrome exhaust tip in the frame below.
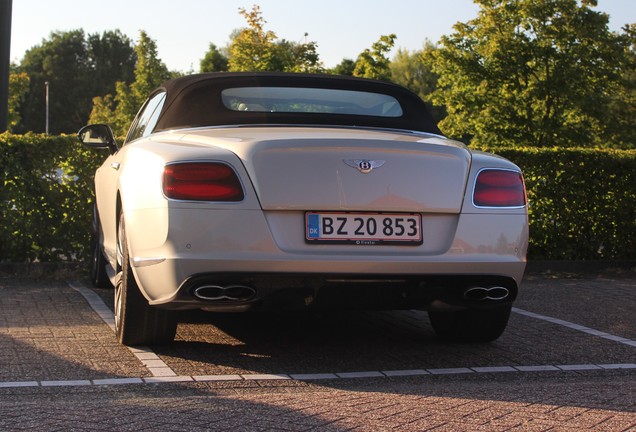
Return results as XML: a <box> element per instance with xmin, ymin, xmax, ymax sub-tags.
<box><xmin>463</xmin><ymin>286</ymin><xmax>509</xmax><ymax>301</ymax></box>
<box><xmin>194</xmin><ymin>285</ymin><xmax>256</xmax><ymax>302</ymax></box>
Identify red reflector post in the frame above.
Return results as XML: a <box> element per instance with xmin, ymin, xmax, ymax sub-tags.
<box><xmin>473</xmin><ymin>169</ymin><xmax>526</xmax><ymax>207</ymax></box>
<box><xmin>163</xmin><ymin>163</ymin><xmax>244</xmax><ymax>201</ymax></box>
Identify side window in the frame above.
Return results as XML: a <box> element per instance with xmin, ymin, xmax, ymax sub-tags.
<box><xmin>124</xmin><ymin>92</ymin><xmax>167</xmax><ymax>144</ymax></box>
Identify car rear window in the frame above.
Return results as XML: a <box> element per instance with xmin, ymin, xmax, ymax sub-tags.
<box><xmin>221</xmin><ymin>87</ymin><xmax>403</xmax><ymax>117</ymax></box>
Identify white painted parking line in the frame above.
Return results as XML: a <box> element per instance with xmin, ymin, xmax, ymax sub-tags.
<box><xmin>428</xmin><ymin>368</ymin><xmax>474</xmax><ymax>375</ymax></box>
<box><xmin>599</xmin><ymin>364</ymin><xmax>636</xmax><ymax>369</ymax></box>
<box><xmin>557</xmin><ymin>364</ymin><xmax>603</xmax><ymax>371</ymax></box>
<box><xmin>144</xmin><ymin>376</ymin><xmax>194</xmax><ymax>384</ymax></box>
<box><xmin>471</xmin><ymin>366</ymin><xmax>517</xmax><ymax>373</ymax></box>
<box><xmin>92</xmin><ymin>378</ymin><xmax>144</xmax><ymax>385</ymax></box>
<box><xmin>243</xmin><ymin>374</ymin><xmax>291</xmax><ymax>380</ymax></box>
<box><xmin>193</xmin><ymin>374</ymin><xmax>243</xmax><ymax>382</ymax></box>
<box><xmin>1</xmin><ymin>363</ymin><xmax>633</xmax><ymax>389</ymax></box>
<box><xmin>381</xmin><ymin>369</ymin><xmax>429</xmax><ymax>377</ymax></box>
<box><xmin>515</xmin><ymin>365</ymin><xmax>560</xmax><ymax>372</ymax></box>
<box><xmin>512</xmin><ymin>307</ymin><xmax>636</xmax><ymax>348</ymax></box>
<box><xmin>67</xmin><ymin>281</ymin><xmax>178</xmax><ymax>378</ymax></box>
<box><xmin>289</xmin><ymin>373</ymin><xmax>340</xmax><ymax>380</ymax></box>
<box><xmin>0</xmin><ymin>381</ymin><xmax>38</xmax><ymax>388</ymax></box>
<box><xmin>336</xmin><ymin>371</ymin><xmax>384</xmax><ymax>379</ymax></box>
<box><xmin>41</xmin><ymin>380</ymin><xmax>92</xmax><ymax>387</ymax></box>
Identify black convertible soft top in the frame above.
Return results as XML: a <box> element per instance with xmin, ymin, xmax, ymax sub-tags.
<box><xmin>152</xmin><ymin>72</ymin><xmax>442</xmax><ymax>135</ymax></box>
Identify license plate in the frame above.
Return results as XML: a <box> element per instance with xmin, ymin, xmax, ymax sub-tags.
<box><xmin>305</xmin><ymin>212</ymin><xmax>422</xmax><ymax>245</ymax></box>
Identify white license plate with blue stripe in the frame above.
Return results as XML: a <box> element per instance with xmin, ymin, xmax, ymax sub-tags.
<box><xmin>305</xmin><ymin>212</ymin><xmax>422</xmax><ymax>245</ymax></box>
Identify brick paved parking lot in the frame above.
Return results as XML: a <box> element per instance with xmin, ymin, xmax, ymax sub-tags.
<box><xmin>0</xmin><ymin>272</ymin><xmax>634</xmax><ymax>431</ymax></box>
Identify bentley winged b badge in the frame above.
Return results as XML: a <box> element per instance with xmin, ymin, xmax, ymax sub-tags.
<box><xmin>343</xmin><ymin>159</ymin><xmax>386</xmax><ymax>174</ymax></box>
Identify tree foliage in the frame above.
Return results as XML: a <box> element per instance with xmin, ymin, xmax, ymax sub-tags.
<box><xmin>353</xmin><ymin>34</ymin><xmax>396</xmax><ymax>80</ymax></box>
<box><xmin>275</xmin><ymin>37</ymin><xmax>321</xmax><ymax>73</ymax></box>
<box><xmin>89</xmin><ymin>31</ymin><xmax>173</xmax><ymax>136</ymax></box>
<box><xmin>390</xmin><ymin>43</ymin><xmax>446</xmax><ymax>122</ymax></box>
<box><xmin>8</xmin><ymin>65</ymin><xmax>30</xmax><ymax>131</ymax></box>
<box><xmin>606</xmin><ymin>24</ymin><xmax>636</xmax><ymax>148</ymax></box>
<box><xmin>428</xmin><ymin>0</ymin><xmax>634</xmax><ymax>148</ymax></box>
<box><xmin>331</xmin><ymin>58</ymin><xmax>356</xmax><ymax>76</ymax></box>
<box><xmin>16</xmin><ymin>30</ymin><xmax>135</xmax><ymax>134</ymax></box>
<box><xmin>227</xmin><ymin>5</ymin><xmax>322</xmax><ymax>73</ymax></box>
<box><xmin>86</xmin><ymin>31</ymin><xmax>136</xmax><ymax>98</ymax></box>
<box><xmin>200</xmin><ymin>43</ymin><xmax>229</xmax><ymax>73</ymax></box>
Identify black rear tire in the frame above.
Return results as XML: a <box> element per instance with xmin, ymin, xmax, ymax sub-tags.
<box><xmin>90</xmin><ymin>236</ymin><xmax>112</xmax><ymax>289</ymax></box>
<box><xmin>428</xmin><ymin>305</ymin><xmax>511</xmax><ymax>343</ymax></box>
<box><xmin>114</xmin><ymin>214</ymin><xmax>177</xmax><ymax>346</ymax></box>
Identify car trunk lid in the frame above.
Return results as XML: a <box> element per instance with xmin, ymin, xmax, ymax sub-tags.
<box><xmin>181</xmin><ymin>127</ymin><xmax>471</xmax><ymax>213</ymax></box>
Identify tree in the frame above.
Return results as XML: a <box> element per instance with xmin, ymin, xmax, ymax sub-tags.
<box><xmin>275</xmin><ymin>37</ymin><xmax>322</xmax><ymax>73</ymax></box>
<box><xmin>200</xmin><ymin>43</ymin><xmax>228</xmax><ymax>72</ymax></box>
<box><xmin>390</xmin><ymin>42</ymin><xmax>446</xmax><ymax>122</ymax></box>
<box><xmin>227</xmin><ymin>5</ymin><xmax>322</xmax><ymax>72</ymax></box>
<box><xmin>227</xmin><ymin>5</ymin><xmax>278</xmax><ymax>71</ymax></box>
<box><xmin>16</xmin><ymin>30</ymin><xmax>135</xmax><ymax>134</ymax></box>
<box><xmin>353</xmin><ymin>34</ymin><xmax>396</xmax><ymax>80</ymax></box>
<box><xmin>605</xmin><ymin>24</ymin><xmax>636</xmax><ymax>148</ymax></box>
<box><xmin>17</xmin><ymin>30</ymin><xmax>89</xmax><ymax>133</ymax></box>
<box><xmin>129</xmin><ymin>31</ymin><xmax>172</xmax><ymax>100</ymax></box>
<box><xmin>89</xmin><ymin>31</ymin><xmax>172</xmax><ymax>136</ymax></box>
<box><xmin>428</xmin><ymin>0</ymin><xmax>634</xmax><ymax>148</ymax></box>
<box><xmin>331</xmin><ymin>58</ymin><xmax>355</xmax><ymax>76</ymax></box>
<box><xmin>86</xmin><ymin>30</ymin><xmax>136</xmax><ymax>98</ymax></box>
<box><xmin>8</xmin><ymin>64</ymin><xmax>29</xmax><ymax>131</ymax></box>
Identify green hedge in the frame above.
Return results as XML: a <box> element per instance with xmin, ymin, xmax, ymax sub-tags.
<box><xmin>1</xmin><ymin>133</ymin><xmax>635</xmax><ymax>262</ymax></box>
<box><xmin>0</xmin><ymin>133</ymin><xmax>103</xmax><ymax>262</ymax></box>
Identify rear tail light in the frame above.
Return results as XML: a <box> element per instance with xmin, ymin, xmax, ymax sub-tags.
<box><xmin>473</xmin><ymin>169</ymin><xmax>526</xmax><ymax>207</ymax></box>
<box><xmin>163</xmin><ymin>162</ymin><xmax>244</xmax><ymax>201</ymax></box>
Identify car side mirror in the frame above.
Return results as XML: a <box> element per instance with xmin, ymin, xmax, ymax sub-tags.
<box><xmin>78</xmin><ymin>124</ymin><xmax>118</xmax><ymax>154</ymax></box>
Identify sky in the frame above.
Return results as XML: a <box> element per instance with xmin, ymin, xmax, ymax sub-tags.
<box><xmin>8</xmin><ymin>0</ymin><xmax>636</xmax><ymax>73</ymax></box>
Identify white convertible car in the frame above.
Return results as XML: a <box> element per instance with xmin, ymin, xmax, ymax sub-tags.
<box><xmin>79</xmin><ymin>72</ymin><xmax>528</xmax><ymax>346</ymax></box>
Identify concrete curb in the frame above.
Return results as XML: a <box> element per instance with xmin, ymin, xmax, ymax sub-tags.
<box><xmin>525</xmin><ymin>260</ymin><xmax>636</xmax><ymax>275</ymax></box>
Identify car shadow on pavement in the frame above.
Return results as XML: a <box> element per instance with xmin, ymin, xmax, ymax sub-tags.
<box><xmin>92</xmin><ymin>277</ymin><xmax>636</xmax><ymax>378</ymax></box>
<box><xmin>153</xmin><ymin>309</ymin><xmax>520</xmax><ymax>376</ymax></box>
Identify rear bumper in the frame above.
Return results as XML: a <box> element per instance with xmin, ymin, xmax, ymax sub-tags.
<box><xmin>126</xmin><ymin>207</ymin><xmax>527</xmax><ymax>309</ymax></box>
<box><xmin>135</xmin><ymin>256</ymin><xmax>524</xmax><ymax>312</ymax></box>
<box><xmin>176</xmin><ymin>272</ymin><xmax>519</xmax><ymax>312</ymax></box>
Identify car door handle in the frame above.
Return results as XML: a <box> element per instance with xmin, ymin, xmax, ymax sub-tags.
<box><xmin>111</xmin><ymin>162</ymin><xmax>120</xmax><ymax>171</ymax></box>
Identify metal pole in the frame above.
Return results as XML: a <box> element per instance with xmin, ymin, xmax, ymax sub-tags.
<box><xmin>45</xmin><ymin>81</ymin><xmax>49</xmax><ymax>134</ymax></box>
<box><xmin>0</xmin><ymin>0</ymin><xmax>13</xmax><ymax>132</ymax></box>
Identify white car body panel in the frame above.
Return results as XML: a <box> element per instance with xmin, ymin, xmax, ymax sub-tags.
<box><xmin>90</xmin><ymin>127</ymin><xmax>527</xmax><ymax>305</ymax></box>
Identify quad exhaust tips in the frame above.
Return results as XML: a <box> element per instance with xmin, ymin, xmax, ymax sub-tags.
<box><xmin>193</xmin><ymin>285</ymin><xmax>256</xmax><ymax>302</ymax></box>
<box><xmin>463</xmin><ymin>286</ymin><xmax>510</xmax><ymax>301</ymax></box>
<box><xmin>191</xmin><ymin>281</ymin><xmax>511</xmax><ymax>305</ymax></box>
